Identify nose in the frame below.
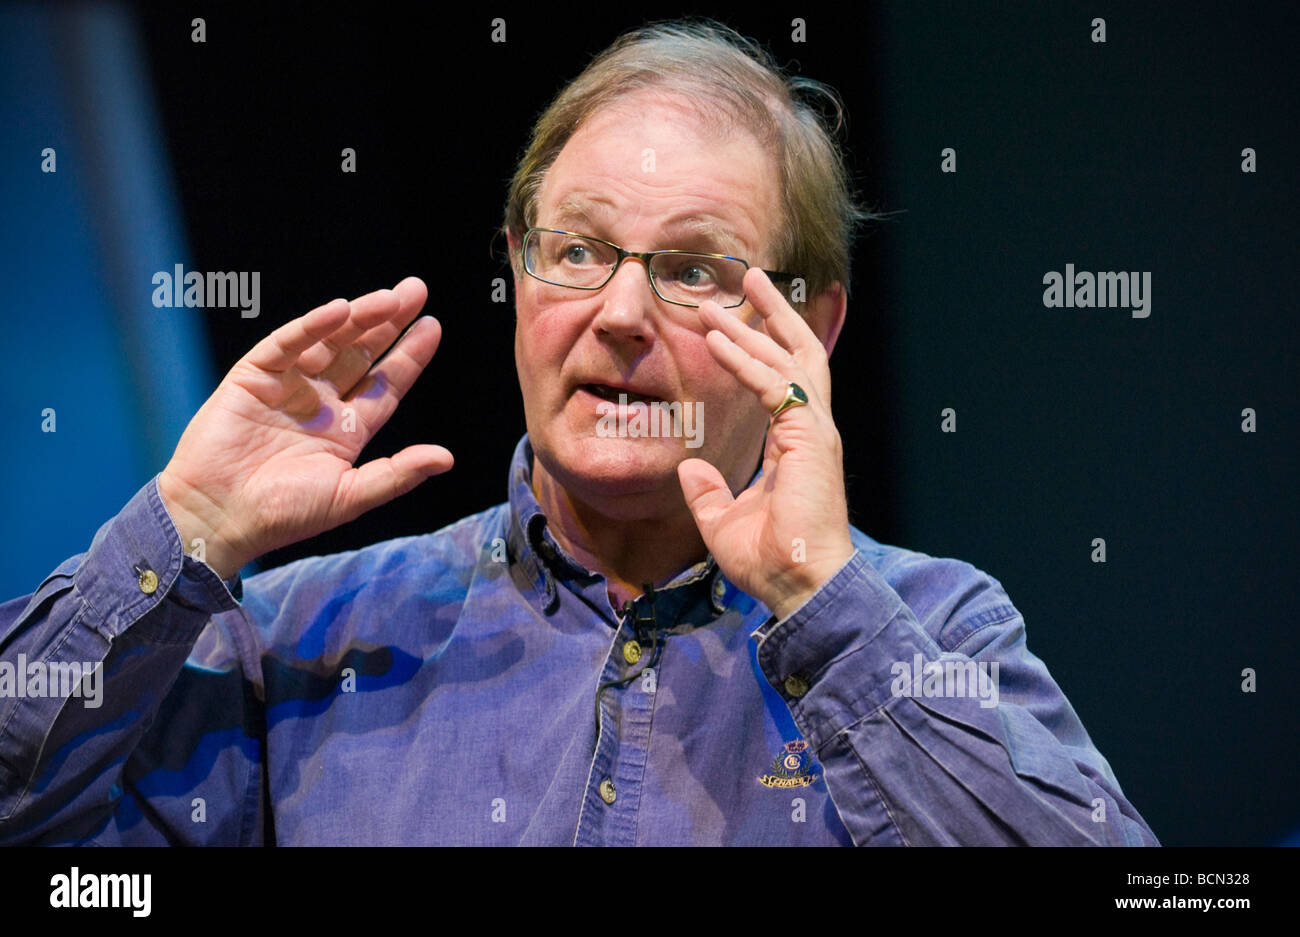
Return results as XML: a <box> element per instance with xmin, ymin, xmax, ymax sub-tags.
<box><xmin>591</xmin><ymin>257</ymin><xmax>658</xmax><ymax>343</ymax></box>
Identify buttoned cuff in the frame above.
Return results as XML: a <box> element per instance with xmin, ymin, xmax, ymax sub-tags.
<box><xmin>73</xmin><ymin>475</ymin><xmax>242</xmax><ymax>644</ymax></box>
<box><xmin>753</xmin><ymin>550</ymin><xmax>941</xmax><ymax>748</ymax></box>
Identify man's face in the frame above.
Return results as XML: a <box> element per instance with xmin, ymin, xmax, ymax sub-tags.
<box><xmin>513</xmin><ymin>91</ymin><xmax>782</xmax><ymax>519</ymax></box>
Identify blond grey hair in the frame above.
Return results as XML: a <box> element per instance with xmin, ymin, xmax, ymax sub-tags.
<box><xmin>503</xmin><ymin>20</ymin><xmax>873</xmax><ymax>300</ymax></box>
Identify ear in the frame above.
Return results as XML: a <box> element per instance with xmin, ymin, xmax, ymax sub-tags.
<box><xmin>804</xmin><ymin>281</ymin><xmax>848</xmax><ymax>357</ymax></box>
<box><xmin>505</xmin><ymin>228</ymin><xmax>520</xmax><ymax>273</ymax></box>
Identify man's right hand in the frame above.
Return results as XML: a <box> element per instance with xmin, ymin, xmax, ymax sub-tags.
<box><xmin>157</xmin><ymin>276</ymin><xmax>453</xmax><ymax>580</ymax></box>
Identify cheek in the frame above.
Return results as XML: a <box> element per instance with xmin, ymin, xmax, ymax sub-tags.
<box><xmin>664</xmin><ymin>336</ymin><xmax>710</xmax><ymax>385</ymax></box>
<box><xmin>676</xmin><ymin>327</ymin><xmax>757</xmax><ymax>389</ymax></box>
<box><xmin>675</xmin><ymin>333</ymin><xmax>775</xmax><ymax>434</ymax></box>
<box><xmin>516</xmin><ymin>301</ymin><xmax>581</xmax><ymax>373</ymax></box>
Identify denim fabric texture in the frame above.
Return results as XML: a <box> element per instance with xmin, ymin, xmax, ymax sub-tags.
<box><xmin>0</xmin><ymin>435</ymin><xmax>1158</xmax><ymax>845</ymax></box>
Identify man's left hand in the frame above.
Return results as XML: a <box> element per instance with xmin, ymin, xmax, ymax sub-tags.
<box><xmin>678</xmin><ymin>267</ymin><xmax>856</xmax><ymax>622</ymax></box>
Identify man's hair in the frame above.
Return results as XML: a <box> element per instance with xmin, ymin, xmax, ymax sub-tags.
<box><xmin>503</xmin><ymin>19</ymin><xmax>874</xmax><ymax>300</ymax></box>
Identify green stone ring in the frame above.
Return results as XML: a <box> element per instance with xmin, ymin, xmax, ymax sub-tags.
<box><xmin>771</xmin><ymin>382</ymin><xmax>809</xmax><ymax>419</ymax></box>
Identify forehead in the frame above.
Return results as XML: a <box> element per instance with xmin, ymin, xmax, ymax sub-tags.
<box><xmin>536</xmin><ymin>92</ymin><xmax>780</xmax><ymax>259</ymax></box>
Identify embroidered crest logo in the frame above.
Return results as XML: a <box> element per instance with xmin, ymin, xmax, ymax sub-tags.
<box><xmin>758</xmin><ymin>740</ymin><xmax>817</xmax><ymax>789</ymax></box>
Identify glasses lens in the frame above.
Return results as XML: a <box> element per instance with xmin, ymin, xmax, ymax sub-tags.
<box><xmin>525</xmin><ymin>231</ymin><xmax>618</xmax><ymax>288</ymax></box>
<box><xmin>650</xmin><ymin>253</ymin><xmax>747</xmax><ymax>307</ymax></box>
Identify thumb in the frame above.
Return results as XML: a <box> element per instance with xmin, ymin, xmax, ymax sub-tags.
<box><xmin>334</xmin><ymin>444</ymin><xmax>454</xmax><ymax>524</ymax></box>
<box><xmin>677</xmin><ymin>457</ymin><xmax>733</xmax><ymax>542</ymax></box>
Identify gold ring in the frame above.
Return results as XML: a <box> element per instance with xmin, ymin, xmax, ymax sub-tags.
<box><xmin>771</xmin><ymin>382</ymin><xmax>808</xmax><ymax>419</ymax></box>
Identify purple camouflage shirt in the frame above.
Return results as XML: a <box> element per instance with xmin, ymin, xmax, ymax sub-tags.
<box><xmin>0</xmin><ymin>434</ymin><xmax>1157</xmax><ymax>845</ymax></box>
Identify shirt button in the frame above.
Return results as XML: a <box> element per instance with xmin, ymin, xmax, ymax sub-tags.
<box><xmin>137</xmin><ymin>568</ymin><xmax>159</xmax><ymax>594</ymax></box>
<box><xmin>599</xmin><ymin>779</ymin><xmax>617</xmax><ymax>804</ymax></box>
<box><xmin>622</xmin><ymin>640</ymin><xmax>642</xmax><ymax>665</ymax></box>
<box><xmin>784</xmin><ymin>673</ymin><xmax>810</xmax><ymax>698</ymax></box>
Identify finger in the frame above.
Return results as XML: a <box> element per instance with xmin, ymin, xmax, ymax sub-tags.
<box><xmin>743</xmin><ymin>267</ymin><xmax>823</xmax><ymax>357</ymax></box>
<box><xmin>677</xmin><ymin>457</ymin><xmax>734</xmax><ymax>542</ymax></box>
<box><xmin>296</xmin><ymin>277</ymin><xmax>429</xmax><ymax>386</ymax></box>
<box><xmin>322</xmin><ymin>277</ymin><xmax>432</xmax><ymax>395</ymax></box>
<box><xmin>345</xmin><ymin>277</ymin><xmax>431</xmax><ymax>383</ymax></box>
<box><xmin>702</xmin><ymin>327</ymin><xmax>818</xmax><ymax>416</ymax></box>
<box><xmin>245</xmin><ymin>298</ymin><xmax>352</xmax><ymax>372</ymax></box>
<box><xmin>699</xmin><ymin>300</ymin><xmax>808</xmax><ymax>389</ymax></box>
<box><xmin>297</xmin><ymin>287</ymin><xmax>401</xmax><ymax>380</ymax></box>
<box><xmin>331</xmin><ymin>443</ymin><xmax>454</xmax><ymax>525</ymax></box>
<box><xmin>345</xmin><ymin>315</ymin><xmax>442</xmax><ymax>428</ymax></box>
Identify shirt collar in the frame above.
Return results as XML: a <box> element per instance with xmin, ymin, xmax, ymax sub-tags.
<box><xmin>504</xmin><ymin>433</ymin><xmax>754</xmax><ymax>617</ymax></box>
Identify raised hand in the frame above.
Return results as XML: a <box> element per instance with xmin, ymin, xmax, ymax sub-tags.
<box><xmin>677</xmin><ymin>267</ymin><xmax>856</xmax><ymax>621</ymax></box>
<box><xmin>157</xmin><ymin>277</ymin><xmax>452</xmax><ymax>579</ymax></box>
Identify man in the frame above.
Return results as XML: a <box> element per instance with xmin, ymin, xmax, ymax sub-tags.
<box><xmin>0</xmin><ymin>22</ymin><xmax>1156</xmax><ymax>845</ymax></box>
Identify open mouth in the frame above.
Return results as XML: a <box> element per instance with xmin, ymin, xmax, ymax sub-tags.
<box><xmin>581</xmin><ymin>384</ymin><xmax>663</xmax><ymax>405</ymax></box>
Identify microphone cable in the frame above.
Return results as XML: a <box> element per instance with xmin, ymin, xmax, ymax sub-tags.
<box><xmin>593</xmin><ymin>582</ymin><xmax>666</xmax><ymax>737</ymax></box>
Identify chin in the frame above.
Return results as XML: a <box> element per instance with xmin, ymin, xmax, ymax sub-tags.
<box><xmin>535</xmin><ymin>431</ymin><xmax>692</xmax><ymax>507</ymax></box>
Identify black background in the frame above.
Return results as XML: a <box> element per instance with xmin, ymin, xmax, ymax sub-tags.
<box><xmin>135</xmin><ymin>1</ymin><xmax>1298</xmax><ymax>845</ymax></box>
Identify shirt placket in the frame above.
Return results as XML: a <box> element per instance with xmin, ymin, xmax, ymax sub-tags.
<box><xmin>572</xmin><ymin>600</ymin><xmax>657</xmax><ymax>846</ymax></box>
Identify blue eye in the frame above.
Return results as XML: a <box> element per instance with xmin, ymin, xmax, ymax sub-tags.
<box><xmin>560</xmin><ymin>241</ymin><xmax>609</xmax><ymax>266</ymax></box>
<box><xmin>663</xmin><ymin>260</ymin><xmax>719</xmax><ymax>289</ymax></box>
<box><xmin>678</xmin><ymin>265</ymin><xmax>713</xmax><ymax>287</ymax></box>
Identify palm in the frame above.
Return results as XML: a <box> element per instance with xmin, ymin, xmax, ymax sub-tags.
<box><xmin>683</xmin><ymin>420</ymin><xmax>848</xmax><ymax>602</ymax></box>
<box><xmin>159</xmin><ymin>278</ymin><xmax>452</xmax><ymax>574</ymax></box>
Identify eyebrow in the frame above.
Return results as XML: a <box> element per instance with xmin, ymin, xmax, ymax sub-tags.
<box><xmin>549</xmin><ymin>196</ymin><xmax>750</xmax><ymax>258</ymax></box>
<box><xmin>551</xmin><ymin>195</ymin><xmax>609</xmax><ymax>231</ymax></box>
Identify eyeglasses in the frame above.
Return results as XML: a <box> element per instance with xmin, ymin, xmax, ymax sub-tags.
<box><xmin>520</xmin><ymin>227</ymin><xmax>796</xmax><ymax>309</ymax></box>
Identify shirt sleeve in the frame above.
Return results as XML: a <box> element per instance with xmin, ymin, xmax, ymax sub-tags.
<box><xmin>0</xmin><ymin>475</ymin><xmax>251</xmax><ymax>845</ymax></box>
<box><xmin>753</xmin><ymin>550</ymin><xmax>1159</xmax><ymax>846</ymax></box>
